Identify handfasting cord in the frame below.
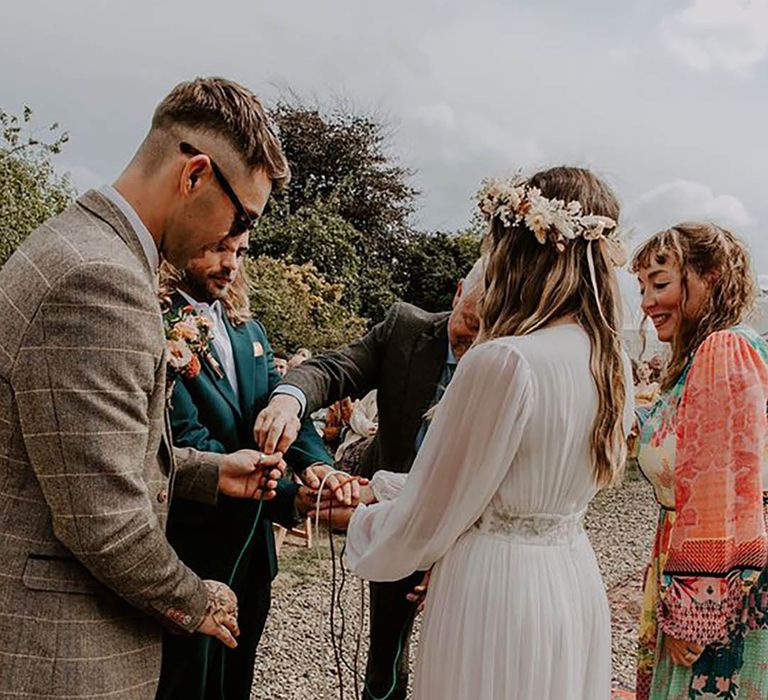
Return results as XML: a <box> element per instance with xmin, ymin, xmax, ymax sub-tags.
<box><xmin>314</xmin><ymin>470</ymin><xmax>410</xmax><ymax>700</ymax></box>
<box><xmin>205</xmin><ymin>461</ymin><xmax>409</xmax><ymax>700</ymax></box>
<box><xmin>199</xmin><ymin>496</ymin><xmax>266</xmax><ymax>700</ymax></box>
<box><xmin>219</xmin><ymin>497</ymin><xmax>266</xmax><ymax>699</ymax></box>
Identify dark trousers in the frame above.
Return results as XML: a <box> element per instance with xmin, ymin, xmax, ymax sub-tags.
<box><xmin>156</xmin><ymin>582</ymin><xmax>271</xmax><ymax>700</ymax></box>
<box><xmin>363</xmin><ymin>571</ymin><xmax>423</xmax><ymax>700</ymax></box>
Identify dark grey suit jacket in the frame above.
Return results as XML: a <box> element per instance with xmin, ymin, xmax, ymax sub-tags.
<box><xmin>280</xmin><ymin>302</ymin><xmax>450</xmax><ymax>478</ymax></box>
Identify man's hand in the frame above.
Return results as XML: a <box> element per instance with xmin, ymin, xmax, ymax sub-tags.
<box><xmin>218</xmin><ymin>449</ymin><xmax>285</xmax><ymax>500</ymax></box>
<box><xmin>295</xmin><ymin>485</ymin><xmax>319</xmax><ymax>517</ymax></box>
<box><xmin>253</xmin><ymin>394</ymin><xmax>302</xmax><ymax>455</ymax></box>
<box><xmin>196</xmin><ymin>580</ymin><xmax>239</xmax><ymax>649</ymax></box>
<box><xmin>302</xmin><ymin>463</ymin><xmax>370</xmax><ymax>507</ymax></box>
<box><xmin>406</xmin><ymin>569</ymin><xmax>432</xmax><ymax>613</ymax></box>
<box><xmin>664</xmin><ymin>635</ymin><xmax>704</xmax><ymax>667</ymax></box>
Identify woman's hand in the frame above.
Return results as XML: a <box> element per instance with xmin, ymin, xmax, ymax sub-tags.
<box><xmin>664</xmin><ymin>635</ymin><xmax>704</xmax><ymax>667</ymax></box>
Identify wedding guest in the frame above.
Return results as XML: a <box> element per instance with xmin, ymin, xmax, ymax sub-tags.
<box><xmin>323</xmin><ymin>397</ymin><xmax>354</xmax><ymax>449</ymax></box>
<box><xmin>0</xmin><ymin>77</ymin><xmax>286</xmax><ymax>700</ymax></box>
<box><xmin>254</xmin><ymin>256</ymin><xmax>485</xmax><ymax>700</ymax></box>
<box><xmin>632</xmin><ymin>223</ymin><xmax>768</xmax><ymax>700</ymax></box>
<box><xmin>634</xmin><ymin>361</ymin><xmax>660</xmax><ymax>408</ymax></box>
<box><xmin>156</xmin><ymin>235</ymin><xmax>333</xmax><ymax>700</ymax></box>
<box><xmin>274</xmin><ymin>354</ymin><xmax>289</xmax><ymax>377</ymax></box>
<box><xmin>335</xmin><ymin>390</ymin><xmax>379</xmax><ymax>472</ymax></box>
<box><xmin>288</xmin><ymin>347</ymin><xmax>313</xmax><ymax>369</ymax></box>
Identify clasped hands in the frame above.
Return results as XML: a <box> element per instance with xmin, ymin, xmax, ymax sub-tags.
<box><xmin>294</xmin><ymin>464</ymin><xmax>376</xmax><ymax>530</ymax></box>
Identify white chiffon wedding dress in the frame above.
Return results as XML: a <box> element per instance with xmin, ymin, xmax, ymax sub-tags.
<box><xmin>345</xmin><ymin>324</ymin><xmax>634</xmax><ymax>700</ymax></box>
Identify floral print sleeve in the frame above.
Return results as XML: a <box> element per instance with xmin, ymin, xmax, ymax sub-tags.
<box><xmin>658</xmin><ymin>329</ymin><xmax>768</xmax><ymax>645</ymax></box>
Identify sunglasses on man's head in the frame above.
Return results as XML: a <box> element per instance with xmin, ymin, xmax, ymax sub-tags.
<box><xmin>179</xmin><ymin>142</ymin><xmax>257</xmax><ymax>236</ymax></box>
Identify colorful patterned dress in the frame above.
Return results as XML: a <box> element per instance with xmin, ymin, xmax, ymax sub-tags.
<box><xmin>636</xmin><ymin>327</ymin><xmax>768</xmax><ymax>700</ymax></box>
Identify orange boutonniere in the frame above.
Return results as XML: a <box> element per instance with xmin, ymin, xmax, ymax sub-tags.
<box><xmin>163</xmin><ymin>305</ymin><xmax>224</xmax><ymax>387</ymax></box>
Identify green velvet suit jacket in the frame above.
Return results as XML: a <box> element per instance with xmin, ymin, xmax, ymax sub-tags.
<box><xmin>165</xmin><ymin>292</ymin><xmax>332</xmax><ymax>583</ymax></box>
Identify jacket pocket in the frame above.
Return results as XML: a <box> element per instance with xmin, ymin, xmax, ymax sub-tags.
<box><xmin>22</xmin><ymin>554</ymin><xmax>100</xmax><ymax>595</ymax></box>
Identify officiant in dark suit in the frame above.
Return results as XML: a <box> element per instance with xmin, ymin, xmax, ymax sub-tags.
<box><xmin>254</xmin><ymin>258</ymin><xmax>485</xmax><ymax>700</ymax></box>
<box><xmin>155</xmin><ymin>232</ymin><xmax>333</xmax><ymax>700</ymax></box>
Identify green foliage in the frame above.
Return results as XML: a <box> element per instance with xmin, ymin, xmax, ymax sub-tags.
<box><xmin>270</xmin><ymin>101</ymin><xmax>416</xmax><ymax>239</ymax></box>
<box><xmin>397</xmin><ymin>230</ymin><xmax>482</xmax><ymax>312</ymax></box>
<box><xmin>252</xmin><ymin>199</ymin><xmax>365</xmax><ymax>312</ymax></box>
<box><xmin>0</xmin><ymin>107</ymin><xmax>74</xmax><ymax>266</ymax></box>
<box><xmin>246</xmin><ymin>256</ymin><xmax>367</xmax><ymax>355</ymax></box>
<box><xmin>268</xmin><ymin>101</ymin><xmax>418</xmax><ymax>321</ymax></box>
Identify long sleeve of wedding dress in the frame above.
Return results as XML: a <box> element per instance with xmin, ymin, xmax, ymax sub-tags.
<box><xmin>346</xmin><ymin>340</ymin><xmax>533</xmax><ymax>581</ymax></box>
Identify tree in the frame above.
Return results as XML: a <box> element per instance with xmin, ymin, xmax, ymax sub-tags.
<box><xmin>265</xmin><ymin>100</ymin><xmax>419</xmax><ymax>321</ymax></box>
<box><xmin>246</xmin><ymin>256</ymin><xmax>367</xmax><ymax>355</ymax></box>
<box><xmin>251</xmin><ymin>198</ymin><xmax>366</xmax><ymax>313</ymax></box>
<box><xmin>397</xmin><ymin>230</ymin><xmax>482</xmax><ymax>312</ymax></box>
<box><xmin>0</xmin><ymin>107</ymin><xmax>74</xmax><ymax>266</ymax></box>
<box><xmin>270</xmin><ymin>100</ymin><xmax>416</xmax><ymax>240</ymax></box>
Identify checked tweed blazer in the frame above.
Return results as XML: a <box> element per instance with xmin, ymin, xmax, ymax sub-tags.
<box><xmin>0</xmin><ymin>191</ymin><xmax>225</xmax><ymax>699</ymax></box>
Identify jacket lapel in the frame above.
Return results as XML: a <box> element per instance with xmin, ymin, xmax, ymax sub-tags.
<box><xmin>76</xmin><ymin>190</ymin><xmax>156</xmax><ymax>285</ymax></box>
<box><xmin>168</xmin><ymin>292</ymin><xmax>243</xmax><ymax>419</ymax></box>
<box><xmin>402</xmin><ymin>314</ymin><xmax>450</xmax><ymax>449</ymax></box>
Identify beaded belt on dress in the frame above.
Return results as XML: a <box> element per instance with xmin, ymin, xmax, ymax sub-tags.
<box><xmin>474</xmin><ymin>509</ymin><xmax>587</xmax><ymax>546</ymax></box>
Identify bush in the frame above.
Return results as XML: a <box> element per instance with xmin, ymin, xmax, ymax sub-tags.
<box><xmin>247</xmin><ymin>256</ymin><xmax>367</xmax><ymax>355</ymax></box>
<box><xmin>0</xmin><ymin>107</ymin><xmax>74</xmax><ymax>266</ymax></box>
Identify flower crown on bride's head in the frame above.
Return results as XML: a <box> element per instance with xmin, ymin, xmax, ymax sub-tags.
<box><xmin>476</xmin><ymin>175</ymin><xmax>627</xmax><ymax>267</ymax></box>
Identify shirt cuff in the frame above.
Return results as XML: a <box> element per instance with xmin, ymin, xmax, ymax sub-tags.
<box><xmin>271</xmin><ymin>385</ymin><xmax>308</xmax><ymax>418</ymax></box>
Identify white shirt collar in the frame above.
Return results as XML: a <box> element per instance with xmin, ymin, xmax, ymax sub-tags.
<box><xmin>178</xmin><ymin>290</ymin><xmax>223</xmax><ymax>319</ymax></box>
<box><xmin>100</xmin><ymin>185</ymin><xmax>160</xmax><ymax>273</ymax></box>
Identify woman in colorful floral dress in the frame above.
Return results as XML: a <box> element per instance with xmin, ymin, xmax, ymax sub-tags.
<box><xmin>632</xmin><ymin>222</ymin><xmax>768</xmax><ymax>700</ymax></box>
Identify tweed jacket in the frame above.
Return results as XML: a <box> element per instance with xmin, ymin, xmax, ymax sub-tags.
<box><xmin>279</xmin><ymin>302</ymin><xmax>451</xmax><ymax>479</ymax></box>
<box><xmin>0</xmin><ymin>190</ymin><xmax>224</xmax><ymax>699</ymax></box>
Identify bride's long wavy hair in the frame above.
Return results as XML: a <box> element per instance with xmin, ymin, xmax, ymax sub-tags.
<box><xmin>478</xmin><ymin>166</ymin><xmax>627</xmax><ymax>487</ymax></box>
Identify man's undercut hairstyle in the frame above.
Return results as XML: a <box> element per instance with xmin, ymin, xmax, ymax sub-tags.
<box><xmin>152</xmin><ymin>77</ymin><xmax>290</xmax><ymax>188</ymax></box>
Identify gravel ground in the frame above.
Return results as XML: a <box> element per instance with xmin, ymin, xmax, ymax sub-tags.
<box><xmin>251</xmin><ymin>476</ymin><xmax>658</xmax><ymax>699</ymax></box>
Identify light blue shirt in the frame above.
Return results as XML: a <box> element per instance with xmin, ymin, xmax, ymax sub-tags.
<box><xmin>99</xmin><ymin>185</ymin><xmax>160</xmax><ymax>273</ymax></box>
<box><xmin>414</xmin><ymin>342</ymin><xmax>457</xmax><ymax>453</ymax></box>
<box><xmin>178</xmin><ymin>290</ymin><xmax>240</xmax><ymax>399</ymax></box>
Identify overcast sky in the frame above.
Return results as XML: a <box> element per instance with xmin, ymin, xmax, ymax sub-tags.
<box><xmin>2</xmin><ymin>0</ymin><xmax>766</xmax><ymax>324</ymax></box>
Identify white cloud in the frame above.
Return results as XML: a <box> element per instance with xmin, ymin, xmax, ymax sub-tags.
<box><xmin>58</xmin><ymin>163</ymin><xmax>103</xmax><ymax>193</ymax></box>
<box><xmin>410</xmin><ymin>103</ymin><xmax>457</xmax><ymax>132</ymax></box>
<box><xmin>627</xmin><ymin>180</ymin><xmax>754</xmax><ymax>239</ymax></box>
<box><xmin>661</xmin><ymin>0</ymin><xmax>768</xmax><ymax>71</ymax></box>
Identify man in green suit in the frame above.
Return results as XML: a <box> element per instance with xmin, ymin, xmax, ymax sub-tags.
<box><xmin>155</xmin><ymin>232</ymin><xmax>333</xmax><ymax>700</ymax></box>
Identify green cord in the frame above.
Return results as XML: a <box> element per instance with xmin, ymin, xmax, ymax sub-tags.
<box><xmin>197</xmin><ymin>496</ymin><xmax>265</xmax><ymax>700</ymax></box>
<box><xmin>362</xmin><ymin>620</ymin><xmax>409</xmax><ymax>700</ymax></box>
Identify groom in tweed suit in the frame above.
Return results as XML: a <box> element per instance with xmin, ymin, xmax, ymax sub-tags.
<box><xmin>0</xmin><ymin>78</ymin><xmax>289</xmax><ymax>699</ymax></box>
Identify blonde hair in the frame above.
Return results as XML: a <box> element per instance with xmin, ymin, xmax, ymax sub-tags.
<box><xmin>151</xmin><ymin>77</ymin><xmax>290</xmax><ymax>189</ymax></box>
<box><xmin>631</xmin><ymin>222</ymin><xmax>757</xmax><ymax>392</ymax></box>
<box><xmin>158</xmin><ymin>260</ymin><xmax>252</xmax><ymax>326</ymax></box>
<box><xmin>479</xmin><ymin>166</ymin><xmax>627</xmax><ymax>487</ymax></box>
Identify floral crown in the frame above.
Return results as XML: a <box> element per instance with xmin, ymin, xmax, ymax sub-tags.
<box><xmin>476</xmin><ymin>176</ymin><xmax>627</xmax><ymax>266</ymax></box>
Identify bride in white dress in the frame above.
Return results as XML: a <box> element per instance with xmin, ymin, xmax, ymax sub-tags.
<box><xmin>344</xmin><ymin>167</ymin><xmax>635</xmax><ymax>700</ymax></box>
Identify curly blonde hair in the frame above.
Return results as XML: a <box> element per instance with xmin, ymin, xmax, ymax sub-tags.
<box><xmin>631</xmin><ymin>222</ymin><xmax>758</xmax><ymax>392</ymax></box>
<box><xmin>479</xmin><ymin>166</ymin><xmax>628</xmax><ymax>487</ymax></box>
